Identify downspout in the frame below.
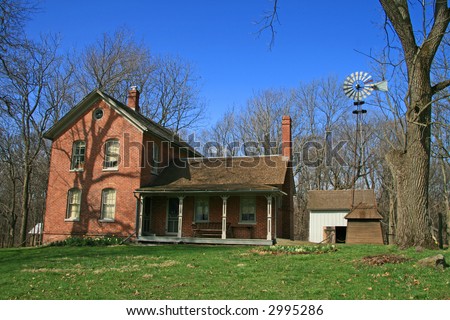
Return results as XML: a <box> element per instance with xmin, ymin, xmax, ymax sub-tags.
<box><xmin>133</xmin><ymin>192</ymin><xmax>142</xmax><ymax>239</ymax></box>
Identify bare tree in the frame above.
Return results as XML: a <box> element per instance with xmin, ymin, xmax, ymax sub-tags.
<box><xmin>0</xmin><ymin>35</ymin><xmax>62</xmax><ymax>246</ymax></box>
<box><xmin>238</xmin><ymin>88</ymin><xmax>294</xmax><ymax>156</ymax></box>
<box><xmin>0</xmin><ymin>0</ymin><xmax>36</xmax><ymax>59</ymax></box>
<box><xmin>75</xmin><ymin>29</ymin><xmax>205</xmax><ymax>133</ymax></box>
<box><xmin>145</xmin><ymin>55</ymin><xmax>205</xmax><ymax>133</ymax></box>
<box><xmin>204</xmin><ymin>109</ymin><xmax>240</xmax><ymax>157</ymax></box>
<box><xmin>379</xmin><ymin>0</ymin><xmax>450</xmax><ymax>248</ymax></box>
<box><xmin>74</xmin><ymin>27</ymin><xmax>153</xmax><ymax>99</ymax></box>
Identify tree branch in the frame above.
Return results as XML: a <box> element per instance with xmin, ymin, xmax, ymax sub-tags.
<box><xmin>256</xmin><ymin>0</ymin><xmax>279</xmax><ymax>49</ymax></box>
<box><xmin>432</xmin><ymin>79</ymin><xmax>450</xmax><ymax>95</ymax></box>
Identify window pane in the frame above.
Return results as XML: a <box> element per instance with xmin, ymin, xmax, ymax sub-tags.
<box><xmin>71</xmin><ymin>141</ymin><xmax>85</xmax><ymax>170</ymax></box>
<box><xmin>104</xmin><ymin>140</ymin><xmax>119</xmax><ymax>168</ymax></box>
<box><xmin>195</xmin><ymin>198</ymin><xmax>209</xmax><ymax>222</ymax></box>
<box><xmin>101</xmin><ymin>189</ymin><xmax>116</xmax><ymax>220</ymax></box>
<box><xmin>240</xmin><ymin>197</ymin><xmax>256</xmax><ymax>222</ymax></box>
<box><xmin>66</xmin><ymin>189</ymin><xmax>81</xmax><ymax>219</ymax></box>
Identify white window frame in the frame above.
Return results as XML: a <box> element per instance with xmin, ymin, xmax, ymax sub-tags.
<box><xmin>240</xmin><ymin>197</ymin><xmax>256</xmax><ymax>224</ymax></box>
<box><xmin>103</xmin><ymin>139</ymin><xmax>119</xmax><ymax>170</ymax></box>
<box><xmin>100</xmin><ymin>189</ymin><xmax>116</xmax><ymax>221</ymax></box>
<box><xmin>194</xmin><ymin>197</ymin><xmax>209</xmax><ymax>222</ymax></box>
<box><xmin>65</xmin><ymin>188</ymin><xmax>81</xmax><ymax>221</ymax></box>
<box><xmin>70</xmin><ymin>141</ymin><xmax>85</xmax><ymax>171</ymax></box>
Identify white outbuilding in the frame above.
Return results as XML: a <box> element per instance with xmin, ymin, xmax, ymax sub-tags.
<box><xmin>307</xmin><ymin>189</ymin><xmax>382</xmax><ymax>244</ymax></box>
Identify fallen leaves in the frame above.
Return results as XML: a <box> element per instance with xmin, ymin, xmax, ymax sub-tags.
<box><xmin>360</xmin><ymin>254</ymin><xmax>411</xmax><ymax>266</ymax></box>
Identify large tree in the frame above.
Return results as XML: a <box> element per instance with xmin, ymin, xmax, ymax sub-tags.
<box><xmin>380</xmin><ymin>0</ymin><xmax>450</xmax><ymax>248</ymax></box>
<box><xmin>262</xmin><ymin>0</ymin><xmax>450</xmax><ymax>248</ymax></box>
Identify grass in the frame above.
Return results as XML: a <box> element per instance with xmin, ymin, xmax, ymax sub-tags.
<box><xmin>0</xmin><ymin>243</ymin><xmax>448</xmax><ymax>300</ymax></box>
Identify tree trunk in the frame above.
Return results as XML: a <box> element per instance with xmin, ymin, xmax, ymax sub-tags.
<box><xmin>439</xmin><ymin>156</ymin><xmax>450</xmax><ymax>245</ymax></box>
<box><xmin>20</xmin><ymin>168</ymin><xmax>31</xmax><ymax>246</ymax></box>
<box><xmin>388</xmin><ymin>189</ymin><xmax>396</xmax><ymax>245</ymax></box>
<box><xmin>379</xmin><ymin>0</ymin><xmax>450</xmax><ymax>249</ymax></box>
<box><xmin>386</xmin><ymin>63</ymin><xmax>434</xmax><ymax>248</ymax></box>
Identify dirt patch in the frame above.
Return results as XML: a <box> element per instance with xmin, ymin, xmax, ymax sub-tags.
<box><xmin>361</xmin><ymin>254</ymin><xmax>411</xmax><ymax>266</ymax></box>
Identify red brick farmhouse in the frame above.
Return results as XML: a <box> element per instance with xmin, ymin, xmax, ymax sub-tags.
<box><xmin>43</xmin><ymin>88</ymin><xmax>294</xmax><ymax>245</ymax></box>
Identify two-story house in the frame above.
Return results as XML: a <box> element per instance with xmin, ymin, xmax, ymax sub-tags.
<box><xmin>43</xmin><ymin>88</ymin><xmax>294</xmax><ymax>245</ymax></box>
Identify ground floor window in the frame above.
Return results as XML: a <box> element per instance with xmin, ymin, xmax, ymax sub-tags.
<box><xmin>195</xmin><ymin>197</ymin><xmax>209</xmax><ymax>222</ymax></box>
<box><xmin>66</xmin><ymin>188</ymin><xmax>81</xmax><ymax>220</ymax></box>
<box><xmin>101</xmin><ymin>189</ymin><xmax>116</xmax><ymax>220</ymax></box>
<box><xmin>240</xmin><ymin>197</ymin><xmax>256</xmax><ymax>223</ymax></box>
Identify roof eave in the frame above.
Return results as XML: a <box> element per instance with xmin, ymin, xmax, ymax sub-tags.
<box><xmin>44</xmin><ymin>90</ymin><xmax>102</xmax><ymax>140</ymax></box>
<box><xmin>135</xmin><ymin>188</ymin><xmax>286</xmax><ymax>196</ymax></box>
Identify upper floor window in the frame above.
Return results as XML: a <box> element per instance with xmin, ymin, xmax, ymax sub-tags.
<box><xmin>66</xmin><ymin>188</ymin><xmax>81</xmax><ymax>220</ymax></box>
<box><xmin>240</xmin><ymin>197</ymin><xmax>256</xmax><ymax>223</ymax></box>
<box><xmin>195</xmin><ymin>197</ymin><xmax>209</xmax><ymax>222</ymax></box>
<box><xmin>103</xmin><ymin>139</ymin><xmax>119</xmax><ymax>169</ymax></box>
<box><xmin>101</xmin><ymin>188</ymin><xmax>116</xmax><ymax>221</ymax></box>
<box><xmin>71</xmin><ymin>141</ymin><xmax>86</xmax><ymax>171</ymax></box>
<box><xmin>152</xmin><ymin>143</ymin><xmax>160</xmax><ymax>174</ymax></box>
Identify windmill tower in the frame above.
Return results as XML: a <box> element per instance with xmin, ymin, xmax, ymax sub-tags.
<box><xmin>341</xmin><ymin>72</ymin><xmax>388</xmax><ymax>244</ymax></box>
<box><xmin>343</xmin><ymin>72</ymin><xmax>388</xmax><ymax>197</ymax></box>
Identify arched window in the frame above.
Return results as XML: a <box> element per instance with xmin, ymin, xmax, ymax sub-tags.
<box><xmin>101</xmin><ymin>189</ymin><xmax>116</xmax><ymax>220</ymax></box>
<box><xmin>103</xmin><ymin>139</ymin><xmax>119</xmax><ymax>169</ymax></box>
<box><xmin>70</xmin><ymin>141</ymin><xmax>86</xmax><ymax>170</ymax></box>
<box><xmin>66</xmin><ymin>188</ymin><xmax>81</xmax><ymax>220</ymax></box>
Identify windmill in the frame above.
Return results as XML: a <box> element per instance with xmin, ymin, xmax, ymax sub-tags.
<box><xmin>343</xmin><ymin>72</ymin><xmax>388</xmax><ymax>202</ymax></box>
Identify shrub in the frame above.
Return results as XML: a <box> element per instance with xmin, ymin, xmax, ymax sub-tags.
<box><xmin>49</xmin><ymin>235</ymin><xmax>123</xmax><ymax>247</ymax></box>
<box><xmin>264</xmin><ymin>244</ymin><xmax>337</xmax><ymax>255</ymax></box>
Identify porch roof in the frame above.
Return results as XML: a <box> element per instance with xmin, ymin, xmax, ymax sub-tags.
<box><xmin>137</xmin><ymin>155</ymin><xmax>289</xmax><ymax>196</ymax></box>
<box><xmin>136</xmin><ymin>183</ymin><xmax>285</xmax><ymax>195</ymax></box>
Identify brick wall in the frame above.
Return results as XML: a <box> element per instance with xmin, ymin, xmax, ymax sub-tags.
<box><xmin>146</xmin><ymin>195</ymin><xmax>274</xmax><ymax>239</ymax></box>
<box><xmin>43</xmin><ymin>100</ymin><xmax>144</xmax><ymax>243</ymax></box>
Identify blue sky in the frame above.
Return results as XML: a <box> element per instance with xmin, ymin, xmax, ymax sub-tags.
<box><xmin>26</xmin><ymin>0</ymin><xmax>386</xmax><ymax>124</ymax></box>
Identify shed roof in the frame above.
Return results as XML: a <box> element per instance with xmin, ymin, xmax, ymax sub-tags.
<box><xmin>137</xmin><ymin>155</ymin><xmax>289</xmax><ymax>194</ymax></box>
<box><xmin>307</xmin><ymin>189</ymin><xmax>377</xmax><ymax>211</ymax></box>
<box><xmin>344</xmin><ymin>202</ymin><xmax>383</xmax><ymax>220</ymax></box>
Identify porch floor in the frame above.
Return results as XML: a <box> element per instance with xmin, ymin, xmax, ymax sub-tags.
<box><xmin>137</xmin><ymin>235</ymin><xmax>273</xmax><ymax>246</ymax></box>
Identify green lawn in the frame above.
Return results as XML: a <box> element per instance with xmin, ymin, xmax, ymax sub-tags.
<box><xmin>0</xmin><ymin>244</ymin><xmax>448</xmax><ymax>300</ymax></box>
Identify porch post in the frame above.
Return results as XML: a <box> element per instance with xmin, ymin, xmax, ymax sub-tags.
<box><xmin>138</xmin><ymin>195</ymin><xmax>144</xmax><ymax>237</ymax></box>
<box><xmin>266</xmin><ymin>195</ymin><xmax>273</xmax><ymax>241</ymax></box>
<box><xmin>221</xmin><ymin>195</ymin><xmax>229</xmax><ymax>239</ymax></box>
<box><xmin>177</xmin><ymin>196</ymin><xmax>185</xmax><ymax>238</ymax></box>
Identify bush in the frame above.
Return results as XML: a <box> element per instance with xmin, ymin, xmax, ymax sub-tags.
<box><xmin>49</xmin><ymin>235</ymin><xmax>123</xmax><ymax>247</ymax></box>
<box><xmin>264</xmin><ymin>244</ymin><xmax>337</xmax><ymax>255</ymax></box>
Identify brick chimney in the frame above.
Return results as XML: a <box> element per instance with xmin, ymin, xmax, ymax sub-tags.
<box><xmin>281</xmin><ymin>115</ymin><xmax>292</xmax><ymax>159</ymax></box>
<box><xmin>127</xmin><ymin>86</ymin><xmax>140</xmax><ymax>112</ymax></box>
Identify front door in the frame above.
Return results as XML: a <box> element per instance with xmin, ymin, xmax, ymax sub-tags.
<box><xmin>142</xmin><ymin>197</ymin><xmax>152</xmax><ymax>236</ymax></box>
<box><xmin>166</xmin><ymin>198</ymin><xmax>179</xmax><ymax>234</ymax></box>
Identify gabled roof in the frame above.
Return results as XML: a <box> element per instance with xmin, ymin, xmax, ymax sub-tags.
<box><xmin>344</xmin><ymin>202</ymin><xmax>383</xmax><ymax>220</ymax></box>
<box><xmin>307</xmin><ymin>189</ymin><xmax>377</xmax><ymax>211</ymax></box>
<box><xmin>137</xmin><ymin>155</ymin><xmax>289</xmax><ymax>194</ymax></box>
<box><xmin>44</xmin><ymin>89</ymin><xmax>200</xmax><ymax>156</ymax></box>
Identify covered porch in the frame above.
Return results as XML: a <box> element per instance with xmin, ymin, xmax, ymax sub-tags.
<box><xmin>134</xmin><ymin>185</ymin><xmax>285</xmax><ymax>246</ymax></box>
